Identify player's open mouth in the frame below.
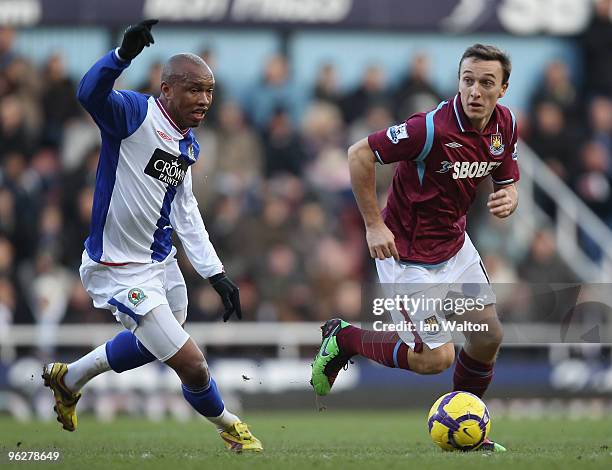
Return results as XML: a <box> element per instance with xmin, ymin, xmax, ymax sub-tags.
<box><xmin>191</xmin><ymin>110</ymin><xmax>206</xmax><ymax>120</ymax></box>
<box><xmin>468</xmin><ymin>103</ymin><xmax>483</xmax><ymax>109</ymax></box>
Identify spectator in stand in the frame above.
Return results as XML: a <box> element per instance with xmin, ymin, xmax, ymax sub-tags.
<box><xmin>312</xmin><ymin>62</ymin><xmax>343</xmax><ymax>109</ymax></box>
<box><xmin>262</xmin><ymin>108</ymin><xmax>308</xmax><ymax>177</ymax></box>
<box><xmin>392</xmin><ymin>52</ymin><xmax>442</xmax><ymax>120</ymax></box>
<box><xmin>527</xmin><ymin>100</ymin><xmax>577</xmax><ymax>179</ymax></box>
<box><xmin>214</xmin><ymin>101</ymin><xmax>263</xmax><ymax>189</ymax></box>
<box><xmin>347</xmin><ymin>103</ymin><xmax>393</xmax><ymax>148</ymax></box>
<box><xmin>587</xmin><ymin>96</ymin><xmax>612</xmax><ymax>158</ymax></box>
<box><xmin>476</xmin><ymin>215</ymin><xmax>526</xmax><ymax>264</ymax></box>
<box><xmin>573</xmin><ymin>140</ymin><xmax>612</xmax><ymax>260</ymax></box>
<box><xmin>59</xmin><ymin>111</ymin><xmax>100</xmax><ymax>171</ymax></box>
<box><xmin>40</xmin><ymin>54</ymin><xmax>81</xmax><ymax>147</ymax></box>
<box><xmin>517</xmin><ymin>229</ymin><xmax>578</xmax><ymax>322</ymax></box>
<box><xmin>62</xmin><ymin>186</ymin><xmax>94</xmax><ymax>268</ymax></box>
<box><xmin>0</xmin><ymin>234</ymin><xmax>30</xmax><ymax>325</ymax></box>
<box><xmin>529</xmin><ymin>60</ymin><xmax>579</xmax><ymax>128</ymax></box>
<box><xmin>27</xmin><ymin>251</ymin><xmax>74</xmax><ymax>357</ymax></box>
<box><xmin>518</xmin><ymin>229</ymin><xmax>576</xmax><ymax>282</ymax></box>
<box><xmin>258</xmin><ymin>243</ymin><xmax>310</xmax><ymax>321</ymax></box>
<box><xmin>574</xmin><ymin>140</ymin><xmax>612</xmax><ymax>221</ymax></box>
<box><xmin>248</xmin><ymin>54</ymin><xmax>297</xmax><ymax>129</ymax></box>
<box><xmin>0</xmin><ymin>235</ymin><xmax>14</xmax><ymax>277</ymax></box>
<box><xmin>0</xmin><ymin>95</ymin><xmax>34</xmax><ymax>156</ymax></box>
<box><xmin>0</xmin><ymin>275</ymin><xmax>15</xmax><ymax>361</ymax></box>
<box><xmin>36</xmin><ymin>204</ymin><xmax>65</xmax><ymax>261</ymax></box>
<box><xmin>2</xmin><ymin>57</ymin><xmax>42</xmax><ymax>137</ymax></box>
<box><xmin>0</xmin><ymin>152</ymin><xmax>40</xmax><ymax>263</ymax></box>
<box><xmin>136</xmin><ymin>60</ymin><xmax>162</xmax><ymax>96</ymax></box>
<box><xmin>0</xmin><ymin>26</ymin><xmax>16</xmax><ymax>71</ymax></box>
<box><xmin>340</xmin><ymin>64</ymin><xmax>389</xmax><ymax>124</ymax></box>
<box><xmin>580</xmin><ymin>0</ymin><xmax>612</xmax><ymax>97</ymax></box>
<box><xmin>0</xmin><ymin>187</ymin><xmax>16</xmax><ymax>240</ymax></box>
<box><xmin>301</xmin><ymin>101</ymin><xmax>346</xmax><ymax>164</ymax></box>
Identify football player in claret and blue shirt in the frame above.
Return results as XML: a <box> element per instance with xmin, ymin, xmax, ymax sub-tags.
<box><xmin>41</xmin><ymin>20</ymin><xmax>262</xmax><ymax>452</ymax></box>
<box><xmin>312</xmin><ymin>44</ymin><xmax>519</xmax><ymax>452</ymax></box>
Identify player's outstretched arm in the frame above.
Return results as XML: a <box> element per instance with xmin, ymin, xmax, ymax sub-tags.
<box><xmin>488</xmin><ymin>183</ymin><xmax>518</xmax><ymax>218</ymax></box>
<box><xmin>76</xmin><ymin>19</ymin><xmax>158</xmax><ymax>138</ymax></box>
<box><xmin>348</xmin><ymin>138</ymin><xmax>399</xmax><ymax>261</ymax></box>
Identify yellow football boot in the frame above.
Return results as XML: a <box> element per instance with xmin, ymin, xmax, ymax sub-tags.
<box><xmin>42</xmin><ymin>363</ymin><xmax>81</xmax><ymax>432</ymax></box>
<box><xmin>219</xmin><ymin>422</ymin><xmax>263</xmax><ymax>452</ymax></box>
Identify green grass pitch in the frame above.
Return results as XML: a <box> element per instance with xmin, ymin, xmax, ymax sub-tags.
<box><xmin>1</xmin><ymin>411</ymin><xmax>611</xmax><ymax>469</ymax></box>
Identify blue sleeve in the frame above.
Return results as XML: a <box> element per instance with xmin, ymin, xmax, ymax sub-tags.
<box><xmin>77</xmin><ymin>49</ymin><xmax>148</xmax><ymax>139</ymax></box>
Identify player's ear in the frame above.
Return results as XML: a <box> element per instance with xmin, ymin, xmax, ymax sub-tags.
<box><xmin>160</xmin><ymin>81</ymin><xmax>172</xmax><ymax>99</ymax></box>
<box><xmin>498</xmin><ymin>82</ymin><xmax>508</xmax><ymax>98</ymax></box>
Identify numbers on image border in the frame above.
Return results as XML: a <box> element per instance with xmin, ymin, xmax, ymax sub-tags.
<box><xmin>6</xmin><ymin>450</ymin><xmax>61</xmax><ymax>461</ymax></box>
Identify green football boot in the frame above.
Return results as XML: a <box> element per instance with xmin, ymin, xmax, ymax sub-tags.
<box><xmin>479</xmin><ymin>438</ymin><xmax>507</xmax><ymax>452</ymax></box>
<box><xmin>310</xmin><ymin>318</ymin><xmax>352</xmax><ymax>396</ymax></box>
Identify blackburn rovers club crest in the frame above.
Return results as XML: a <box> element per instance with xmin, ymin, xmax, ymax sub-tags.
<box><xmin>187</xmin><ymin>144</ymin><xmax>195</xmax><ymax>160</ymax></box>
<box><xmin>489</xmin><ymin>132</ymin><xmax>505</xmax><ymax>156</ymax></box>
<box><xmin>128</xmin><ymin>288</ymin><xmax>146</xmax><ymax>307</ymax></box>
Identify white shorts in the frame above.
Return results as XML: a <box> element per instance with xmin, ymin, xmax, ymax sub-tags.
<box><xmin>79</xmin><ymin>248</ymin><xmax>189</xmax><ymax>360</ymax></box>
<box><xmin>375</xmin><ymin>234</ymin><xmax>495</xmax><ymax>351</ymax></box>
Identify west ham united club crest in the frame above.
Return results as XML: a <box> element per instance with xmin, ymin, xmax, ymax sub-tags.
<box><xmin>489</xmin><ymin>132</ymin><xmax>505</xmax><ymax>156</ymax></box>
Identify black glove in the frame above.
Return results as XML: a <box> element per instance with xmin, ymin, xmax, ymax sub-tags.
<box><xmin>209</xmin><ymin>273</ymin><xmax>242</xmax><ymax>322</ymax></box>
<box><xmin>118</xmin><ymin>19</ymin><xmax>158</xmax><ymax>61</ymax></box>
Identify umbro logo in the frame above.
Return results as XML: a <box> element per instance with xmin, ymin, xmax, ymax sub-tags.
<box><xmin>156</xmin><ymin>130</ymin><xmax>173</xmax><ymax>141</ymax></box>
<box><xmin>445</xmin><ymin>142</ymin><xmax>463</xmax><ymax>148</ymax></box>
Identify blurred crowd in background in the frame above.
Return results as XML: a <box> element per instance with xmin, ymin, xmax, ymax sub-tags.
<box><xmin>1</xmin><ymin>8</ymin><xmax>612</xmax><ymax>337</ymax></box>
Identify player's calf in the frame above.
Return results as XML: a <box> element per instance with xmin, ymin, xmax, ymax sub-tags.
<box><xmin>312</xmin><ymin>318</ymin><xmax>418</xmax><ymax>396</ymax></box>
<box><xmin>460</xmin><ymin>305</ymin><xmax>503</xmax><ymax>363</ymax></box>
<box><xmin>165</xmin><ymin>338</ymin><xmax>210</xmax><ymax>389</ymax></box>
<box><xmin>453</xmin><ymin>311</ymin><xmax>502</xmax><ymax>398</ymax></box>
<box><xmin>466</xmin><ymin>316</ymin><xmax>503</xmax><ymax>363</ymax></box>
<box><xmin>172</xmin><ymin>346</ymin><xmax>263</xmax><ymax>452</ymax></box>
<box><xmin>160</xmin><ymin>328</ymin><xmax>262</xmax><ymax>451</ymax></box>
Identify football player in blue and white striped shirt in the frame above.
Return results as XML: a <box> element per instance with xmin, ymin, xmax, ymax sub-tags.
<box><xmin>42</xmin><ymin>20</ymin><xmax>262</xmax><ymax>452</ymax></box>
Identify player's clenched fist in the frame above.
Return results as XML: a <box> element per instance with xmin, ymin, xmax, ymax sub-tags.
<box><xmin>366</xmin><ymin>223</ymin><xmax>400</xmax><ymax>261</ymax></box>
<box><xmin>487</xmin><ymin>185</ymin><xmax>518</xmax><ymax>218</ymax></box>
<box><xmin>209</xmin><ymin>273</ymin><xmax>242</xmax><ymax>322</ymax></box>
<box><xmin>118</xmin><ymin>19</ymin><xmax>158</xmax><ymax>61</ymax></box>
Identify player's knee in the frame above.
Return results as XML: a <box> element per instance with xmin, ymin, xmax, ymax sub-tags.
<box><xmin>172</xmin><ymin>348</ymin><xmax>210</xmax><ymax>388</ymax></box>
<box><xmin>430</xmin><ymin>346</ymin><xmax>455</xmax><ymax>374</ymax></box>
<box><xmin>180</xmin><ymin>358</ymin><xmax>210</xmax><ymax>389</ymax></box>
<box><xmin>414</xmin><ymin>344</ymin><xmax>455</xmax><ymax>375</ymax></box>
<box><xmin>473</xmin><ymin>319</ymin><xmax>503</xmax><ymax>349</ymax></box>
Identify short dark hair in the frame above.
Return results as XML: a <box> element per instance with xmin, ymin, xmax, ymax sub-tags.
<box><xmin>161</xmin><ymin>53</ymin><xmax>211</xmax><ymax>85</ymax></box>
<box><xmin>459</xmin><ymin>44</ymin><xmax>512</xmax><ymax>84</ymax></box>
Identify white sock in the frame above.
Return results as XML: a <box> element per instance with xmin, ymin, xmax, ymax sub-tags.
<box><xmin>63</xmin><ymin>344</ymin><xmax>111</xmax><ymax>392</ymax></box>
<box><xmin>207</xmin><ymin>408</ymin><xmax>241</xmax><ymax>432</ymax></box>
